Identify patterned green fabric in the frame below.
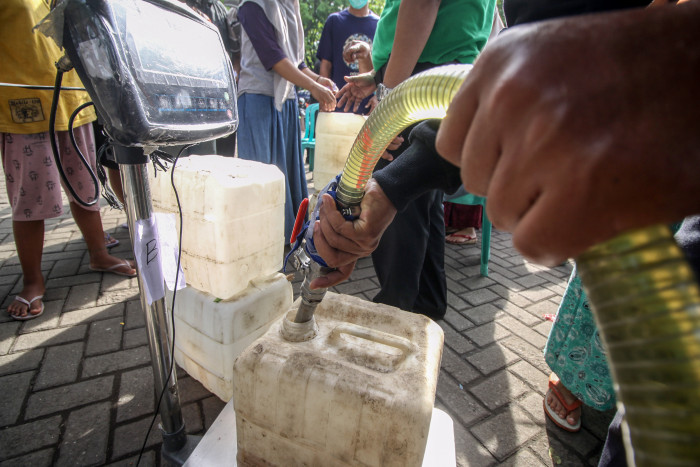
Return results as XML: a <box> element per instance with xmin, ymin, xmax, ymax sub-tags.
<box><xmin>544</xmin><ymin>266</ymin><xmax>616</xmax><ymax>411</ymax></box>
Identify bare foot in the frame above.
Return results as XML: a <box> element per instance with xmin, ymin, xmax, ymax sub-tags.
<box><xmin>7</xmin><ymin>284</ymin><xmax>45</xmax><ymax>319</ymax></box>
<box><xmin>546</xmin><ymin>373</ymin><xmax>582</xmax><ymax>428</ymax></box>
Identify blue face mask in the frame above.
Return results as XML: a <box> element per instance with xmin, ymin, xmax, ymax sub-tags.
<box><xmin>348</xmin><ymin>0</ymin><xmax>368</xmax><ymax>9</ymax></box>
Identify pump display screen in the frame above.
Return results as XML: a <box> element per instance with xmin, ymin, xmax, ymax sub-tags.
<box><xmin>61</xmin><ymin>0</ymin><xmax>238</xmax><ymax>147</ymax></box>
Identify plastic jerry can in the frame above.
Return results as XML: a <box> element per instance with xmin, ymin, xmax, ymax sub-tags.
<box><xmin>168</xmin><ymin>273</ymin><xmax>292</xmax><ymax>401</ymax></box>
<box><xmin>232</xmin><ymin>292</ymin><xmax>444</xmax><ymax>466</ymax></box>
<box><xmin>313</xmin><ymin>112</ymin><xmax>367</xmax><ymax>190</ymax></box>
<box><xmin>149</xmin><ymin>155</ymin><xmax>285</xmax><ymax>299</ymax></box>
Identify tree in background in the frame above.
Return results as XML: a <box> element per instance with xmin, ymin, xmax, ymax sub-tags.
<box><xmin>300</xmin><ymin>0</ymin><xmax>385</xmax><ymax>67</ymax></box>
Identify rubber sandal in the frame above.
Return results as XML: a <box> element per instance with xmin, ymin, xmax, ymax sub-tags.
<box><xmin>105</xmin><ymin>232</ymin><xmax>120</xmax><ymax>248</ymax></box>
<box><xmin>9</xmin><ymin>295</ymin><xmax>45</xmax><ymax>321</ymax></box>
<box><xmin>544</xmin><ymin>375</ymin><xmax>583</xmax><ymax>432</ymax></box>
<box><xmin>89</xmin><ymin>259</ymin><xmax>137</xmax><ymax>277</ymax></box>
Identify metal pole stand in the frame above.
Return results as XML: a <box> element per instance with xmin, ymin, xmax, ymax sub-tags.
<box><xmin>115</xmin><ymin>146</ymin><xmax>200</xmax><ymax>465</ymax></box>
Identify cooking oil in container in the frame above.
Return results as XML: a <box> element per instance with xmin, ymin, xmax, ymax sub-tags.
<box><xmin>149</xmin><ymin>155</ymin><xmax>285</xmax><ymax>299</ymax></box>
<box><xmin>313</xmin><ymin>112</ymin><xmax>367</xmax><ymax>190</ymax></box>
<box><xmin>167</xmin><ymin>273</ymin><xmax>292</xmax><ymax>401</ymax></box>
<box><xmin>232</xmin><ymin>292</ymin><xmax>444</xmax><ymax>466</ymax></box>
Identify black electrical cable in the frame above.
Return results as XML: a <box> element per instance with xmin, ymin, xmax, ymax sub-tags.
<box><xmin>94</xmin><ymin>140</ymin><xmax>122</xmax><ymax>210</ymax></box>
<box><xmin>136</xmin><ymin>144</ymin><xmax>192</xmax><ymax>466</ymax></box>
<box><xmin>0</xmin><ymin>81</ymin><xmax>86</xmax><ymax>91</ymax></box>
<box><xmin>49</xmin><ymin>70</ymin><xmax>100</xmax><ymax>206</ymax></box>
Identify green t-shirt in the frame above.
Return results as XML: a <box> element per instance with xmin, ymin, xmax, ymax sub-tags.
<box><xmin>372</xmin><ymin>0</ymin><xmax>496</xmax><ymax>72</ymax></box>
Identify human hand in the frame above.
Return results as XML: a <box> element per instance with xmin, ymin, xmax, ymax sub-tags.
<box><xmin>336</xmin><ymin>73</ymin><xmax>377</xmax><ymax>112</ymax></box>
<box><xmin>435</xmin><ymin>6</ymin><xmax>700</xmax><ymax>266</ymax></box>
<box><xmin>343</xmin><ymin>40</ymin><xmax>373</xmax><ymax>73</ymax></box>
<box><xmin>367</xmin><ymin>95</ymin><xmax>379</xmax><ymax>113</ymax></box>
<box><xmin>310</xmin><ymin>179</ymin><xmax>397</xmax><ymax>289</ymax></box>
<box><xmin>311</xmin><ymin>81</ymin><xmax>337</xmax><ymax>112</ymax></box>
<box><xmin>317</xmin><ymin>76</ymin><xmax>338</xmax><ymax>93</ymax></box>
<box><xmin>381</xmin><ymin>135</ymin><xmax>404</xmax><ymax>161</ymax></box>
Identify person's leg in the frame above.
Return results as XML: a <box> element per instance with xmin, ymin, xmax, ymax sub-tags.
<box><xmin>545</xmin><ymin>372</ymin><xmax>583</xmax><ymax>429</ymax></box>
<box><xmin>106</xmin><ymin>167</ymin><xmax>125</xmax><ymax>205</ymax></box>
<box><xmin>598</xmin><ymin>411</ymin><xmax>628</xmax><ymax>467</ymax></box>
<box><xmin>413</xmin><ymin>190</ymin><xmax>448</xmax><ymax>319</ymax></box>
<box><xmin>2</xmin><ymin>131</ymin><xmax>59</xmax><ymax>318</ymax></box>
<box><xmin>372</xmin><ymin>191</ymin><xmax>432</xmax><ymax>312</ymax></box>
<box><xmin>69</xmin><ymin>202</ymin><xmax>135</xmax><ymax>274</ymax></box>
<box><xmin>7</xmin><ymin>220</ymin><xmax>46</xmax><ymax>318</ymax></box>
<box><xmin>59</xmin><ymin>124</ymin><xmax>135</xmax><ymax>275</ymax></box>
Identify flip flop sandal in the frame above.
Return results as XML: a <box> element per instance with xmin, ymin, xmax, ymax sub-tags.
<box><xmin>446</xmin><ymin>233</ymin><xmax>477</xmax><ymax>245</ymax></box>
<box><xmin>9</xmin><ymin>295</ymin><xmax>45</xmax><ymax>321</ymax></box>
<box><xmin>544</xmin><ymin>376</ymin><xmax>583</xmax><ymax>432</ymax></box>
<box><xmin>89</xmin><ymin>259</ymin><xmax>137</xmax><ymax>277</ymax></box>
<box><xmin>105</xmin><ymin>232</ymin><xmax>120</xmax><ymax>248</ymax></box>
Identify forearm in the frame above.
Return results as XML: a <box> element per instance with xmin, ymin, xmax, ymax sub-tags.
<box><xmin>272</xmin><ymin>58</ymin><xmax>318</xmax><ymax>91</ymax></box>
<box><xmin>382</xmin><ymin>0</ymin><xmax>440</xmax><ymax>87</ymax></box>
<box><xmin>320</xmin><ymin>59</ymin><xmax>332</xmax><ymax>79</ymax></box>
<box><xmin>373</xmin><ymin>121</ymin><xmax>462</xmax><ymax>212</ymax></box>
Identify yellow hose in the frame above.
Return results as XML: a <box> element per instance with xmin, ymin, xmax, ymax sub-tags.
<box><xmin>335</xmin><ymin>64</ymin><xmax>471</xmax><ymax>208</ymax></box>
<box><xmin>337</xmin><ymin>64</ymin><xmax>700</xmax><ymax>465</ymax></box>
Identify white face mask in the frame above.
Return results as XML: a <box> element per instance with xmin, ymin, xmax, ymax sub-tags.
<box><xmin>348</xmin><ymin>0</ymin><xmax>368</xmax><ymax>9</ymax></box>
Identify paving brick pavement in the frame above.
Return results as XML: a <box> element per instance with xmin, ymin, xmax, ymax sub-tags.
<box><xmin>0</xmin><ymin>177</ymin><xmax>615</xmax><ymax>466</ymax></box>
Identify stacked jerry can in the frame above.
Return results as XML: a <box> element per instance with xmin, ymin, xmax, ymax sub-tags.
<box><xmin>150</xmin><ymin>155</ymin><xmax>292</xmax><ymax>401</ymax></box>
<box><xmin>313</xmin><ymin>112</ymin><xmax>367</xmax><ymax>191</ymax></box>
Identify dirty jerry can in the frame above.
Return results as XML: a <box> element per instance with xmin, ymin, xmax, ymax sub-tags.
<box><xmin>232</xmin><ymin>292</ymin><xmax>445</xmax><ymax>466</ymax></box>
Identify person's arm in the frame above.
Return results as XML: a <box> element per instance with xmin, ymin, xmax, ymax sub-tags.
<box><xmin>311</xmin><ymin>121</ymin><xmax>462</xmax><ymax>288</ymax></box>
<box><xmin>319</xmin><ymin>59</ymin><xmax>333</xmax><ymax>79</ymax></box>
<box><xmin>271</xmin><ymin>59</ymin><xmax>336</xmax><ymax>112</ymax></box>
<box><xmin>436</xmin><ymin>1</ymin><xmax>700</xmax><ymax>266</ymax></box>
<box><xmin>239</xmin><ymin>3</ymin><xmax>336</xmax><ymax>111</ymax></box>
<box><xmin>337</xmin><ymin>0</ymin><xmax>440</xmax><ymax>112</ymax></box>
<box><xmin>382</xmin><ymin>0</ymin><xmax>441</xmax><ymax>88</ymax></box>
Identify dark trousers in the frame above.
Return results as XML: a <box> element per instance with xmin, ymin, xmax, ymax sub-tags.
<box><xmin>372</xmin><ymin>187</ymin><xmax>447</xmax><ymax>319</ymax></box>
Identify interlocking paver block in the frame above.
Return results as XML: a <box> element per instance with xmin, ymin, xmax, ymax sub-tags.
<box><xmin>0</xmin><ymin>448</ymin><xmax>55</xmax><ymax>466</ymax></box>
<box><xmin>82</xmin><ymin>346</ymin><xmax>151</xmax><ymax>378</ymax></box>
<box><xmin>0</xmin><ymin>321</ymin><xmax>21</xmax><ymax>355</ymax></box>
<box><xmin>440</xmin><ymin>346</ymin><xmax>481</xmax><ymax>385</ymax></box>
<box><xmin>64</xmin><ymin>282</ymin><xmax>101</xmax><ymax>311</ymax></box>
<box><xmin>0</xmin><ymin>372</ymin><xmax>34</xmax><ymax>426</ymax></box>
<box><xmin>86</xmin><ymin>317</ymin><xmax>124</xmax><ymax>355</ymax></box>
<box><xmin>13</xmin><ymin>325</ymin><xmax>87</xmax><ymax>352</ymax></box>
<box><xmin>462</xmin><ymin>288</ymin><xmax>500</xmax><ymax>307</ymax></box>
<box><xmin>440</xmin><ymin>322</ymin><xmax>475</xmax><ymax>355</ymax></box>
<box><xmin>508</xmin><ymin>359</ymin><xmax>549</xmax><ymax>393</ymax></box>
<box><xmin>112</xmin><ymin>416</ymin><xmax>162</xmax><ymax>460</ymax></box>
<box><xmin>58</xmin><ymin>402</ymin><xmax>110</xmax><ymax>465</ymax></box>
<box><xmin>124</xmin><ymin>299</ymin><xmax>145</xmax><ymax>329</ymax></box>
<box><xmin>0</xmin><ymin>415</ymin><xmax>61</xmax><ymax>460</ymax></box>
<box><xmin>26</xmin><ymin>375</ymin><xmax>114</xmax><ymax>419</ymax></box>
<box><xmin>462</xmin><ymin>302</ymin><xmax>504</xmax><ymax>326</ymax></box>
<box><xmin>498</xmin><ymin>315</ymin><xmax>548</xmax><ymax>349</ymax></box>
<box><xmin>464</xmin><ymin>322</ymin><xmax>511</xmax><ymax>348</ymax></box>
<box><xmin>470</xmin><ymin>369</ymin><xmax>530</xmax><ymax>410</ymax></box>
<box><xmin>442</xmin><ymin>308</ymin><xmax>473</xmax><ymax>331</ymax></box>
<box><xmin>453</xmin><ymin>422</ymin><xmax>497</xmax><ymax>467</ymax></box>
<box><xmin>61</xmin><ymin>303</ymin><xmax>124</xmax><ymax>326</ymax></box>
<box><xmin>436</xmin><ymin>374</ymin><xmax>489</xmax><ymax>427</ymax></box>
<box><xmin>471</xmin><ymin>406</ymin><xmax>541</xmax><ymax>461</ymax></box>
<box><xmin>117</xmin><ymin>366</ymin><xmax>155</xmax><ymax>423</ymax></box>
<box><xmin>0</xmin><ymin>348</ymin><xmax>43</xmax><ymax>376</ymax></box>
<box><xmin>468</xmin><ymin>344</ymin><xmax>520</xmax><ymax>376</ymax></box>
<box><xmin>34</xmin><ymin>342</ymin><xmax>83</xmax><ymax>390</ymax></box>
<box><xmin>123</xmin><ymin>327</ymin><xmax>149</xmax><ymax>349</ymax></box>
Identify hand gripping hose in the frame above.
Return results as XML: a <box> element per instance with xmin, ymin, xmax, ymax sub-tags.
<box><xmin>292</xmin><ymin>63</ymin><xmax>700</xmax><ymax>465</ymax></box>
